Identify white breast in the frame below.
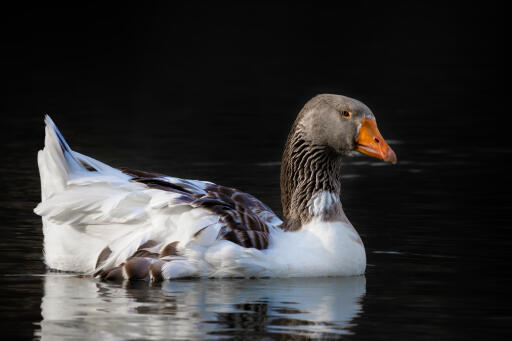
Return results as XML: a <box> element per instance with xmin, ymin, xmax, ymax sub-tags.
<box><xmin>263</xmin><ymin>219</ymin><xmax>366</xmax><ymax>277</ymax></box>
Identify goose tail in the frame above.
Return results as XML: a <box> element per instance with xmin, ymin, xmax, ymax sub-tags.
<box><xmin>35</xmin><ymin>115</ymin><xmax>134</xmax><ymax>272</ymax></box>
<box><xmin>37</xmin><ymin>115</ymin><xmax>88</xmax><ymax>200</ymax></box>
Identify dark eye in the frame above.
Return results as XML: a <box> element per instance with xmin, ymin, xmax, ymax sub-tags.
<box><xmin>342</xmin><ymin>111</ymin><xmax>352</xmax><ymax>118</ymax></box>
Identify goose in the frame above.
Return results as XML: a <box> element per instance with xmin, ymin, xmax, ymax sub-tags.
<box><xmin>34</xmin><ymin>94</ymin><xmax>396</xmax><ymax>280</ymax></box>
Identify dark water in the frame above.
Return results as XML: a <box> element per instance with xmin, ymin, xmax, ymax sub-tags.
<box><xmin>0</xmin><ymin>3</ymin><xmax>507</xmax><ymax>340</ymax></box>
<box><xmin>1</xmin><ymin>124</ymin><xmax>509</xmax><ymax>339</ymax></box>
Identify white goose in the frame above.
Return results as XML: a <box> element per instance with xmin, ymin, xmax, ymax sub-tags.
<box><xmin>34</xmin><ymin>94</ymin><xmax>396</xmax><ymax>280</ymax></box>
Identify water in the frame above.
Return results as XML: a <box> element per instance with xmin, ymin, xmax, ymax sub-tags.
<box><xmin>1</xmin><ymin>123</ymin><xmax>508</xmax><ymax>339</ymax></box>
<box><xmin>35</xmin><ymin>276</ymin><xmax>365</xmax><ymax>339</ymax></box>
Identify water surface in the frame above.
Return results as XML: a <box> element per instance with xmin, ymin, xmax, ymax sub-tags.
<box><xmin>0</xmin><ymin>130</ymin><xmax>508</xmax><ymax>339</ymax></box>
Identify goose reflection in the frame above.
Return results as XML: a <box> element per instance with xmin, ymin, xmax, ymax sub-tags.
<box><xmin>37</xmin><ymin>275</ymin><xmax>366</xmax><ymax>339</ymax></box>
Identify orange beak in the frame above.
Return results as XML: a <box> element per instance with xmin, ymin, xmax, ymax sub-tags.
<box><xmin>355</xmin><ymin>118</ymin><xmax>397</xmax><ymax>164</ymax></box>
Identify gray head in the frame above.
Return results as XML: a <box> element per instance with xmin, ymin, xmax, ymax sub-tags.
<box><xmin>280</xmin><ymin>94</ymin><xmax>397</xmax><ymax>229</ymax></box>
<box><xmin>296</xmin><ymin>94</ymin><xmax>396</xmax><ymax>162</ymax></box>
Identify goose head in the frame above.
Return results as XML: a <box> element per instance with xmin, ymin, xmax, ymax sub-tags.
<box><xmin>298</xmin><ymin>94</ymin><xmax>397</xmax><ymax>163</ymax></box>
<box><xmin>280</xmin><ymin>94</ymin><xmax>397</xmax><ymax>230</ymax></box>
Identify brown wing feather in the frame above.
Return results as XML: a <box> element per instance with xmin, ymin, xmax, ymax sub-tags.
<box><xmin>119</xmin><ymin>168</ymin><xmax>280</xmax><ymax>250</ymax></box>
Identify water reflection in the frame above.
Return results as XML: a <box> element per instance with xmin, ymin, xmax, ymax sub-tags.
<box><xmin>37</xmin><ymin>274</ymin><xmax>366</xmax><ymax>340</ymax></box>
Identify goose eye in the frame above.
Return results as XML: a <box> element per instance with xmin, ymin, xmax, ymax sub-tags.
<box><xmin>342</xmin><ymin>111</ymin><xmax>352</xmax><ymax>118</ymax></box>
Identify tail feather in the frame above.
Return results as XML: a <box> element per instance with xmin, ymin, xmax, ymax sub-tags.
<box><xmin>43</xmin><ymin>115</ymin><xmax>85</xmax><ymax>174</ymax></box>
<box><xmin>38</xmin><ymin>115</ymin><xmax>130</xmax><ymax>200</ymax></box>
<box><xmin>38</xmin><ymin>115</ymin><xmax>87</xmax><ymax>199</ymax></box>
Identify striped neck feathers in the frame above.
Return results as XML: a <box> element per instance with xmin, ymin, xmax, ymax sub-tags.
<box><xmin>280</xmin><ymin>121</ymin><xmax>347</xmax><ymax>231</ymax></box>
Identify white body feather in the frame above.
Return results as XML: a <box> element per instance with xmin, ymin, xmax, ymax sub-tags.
<box><xmin>34</xmin><ymin>116</ymin><xmax>366</xmax><ymax>278</ymax></box>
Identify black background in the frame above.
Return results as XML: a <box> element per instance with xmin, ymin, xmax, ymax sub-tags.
<box><xmin>1</xmin><ymin>2</ymin><xmax>503</xmax><ymax>159</ymax></box>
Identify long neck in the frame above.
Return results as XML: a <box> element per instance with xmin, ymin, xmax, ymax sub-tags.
<box><xmin>280</xmin><ymin>123</ymin><xmax>345</xmax><ymax>231</ymax></box>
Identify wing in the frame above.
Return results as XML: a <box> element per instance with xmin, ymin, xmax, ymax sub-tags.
<box><xmin>35</xmin><ymin>165</ymin><xmax>282</xmax><ymax>274</ymax></box>
<box><xmin>120</xmin><ymin>168</ymin><xmax>283</xmax><ymax>250</ymax></box>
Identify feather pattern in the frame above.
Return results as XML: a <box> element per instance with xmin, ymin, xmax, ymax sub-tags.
<box><xmin>120</xmin><ymin>168</ymin><xmax>280</xmax><ymax>250</ymax></box>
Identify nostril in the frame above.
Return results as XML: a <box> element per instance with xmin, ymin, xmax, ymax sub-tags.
<box><xmin>374</xmin><ymin>137</ymin><xmax>380</xmax><ymax>143</ymax></box>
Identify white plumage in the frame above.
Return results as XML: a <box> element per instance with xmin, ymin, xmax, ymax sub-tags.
<box><xmin>34</xmin><ymin>114</ymin><xmax>366</xmax><ymax>279</ymax></box>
